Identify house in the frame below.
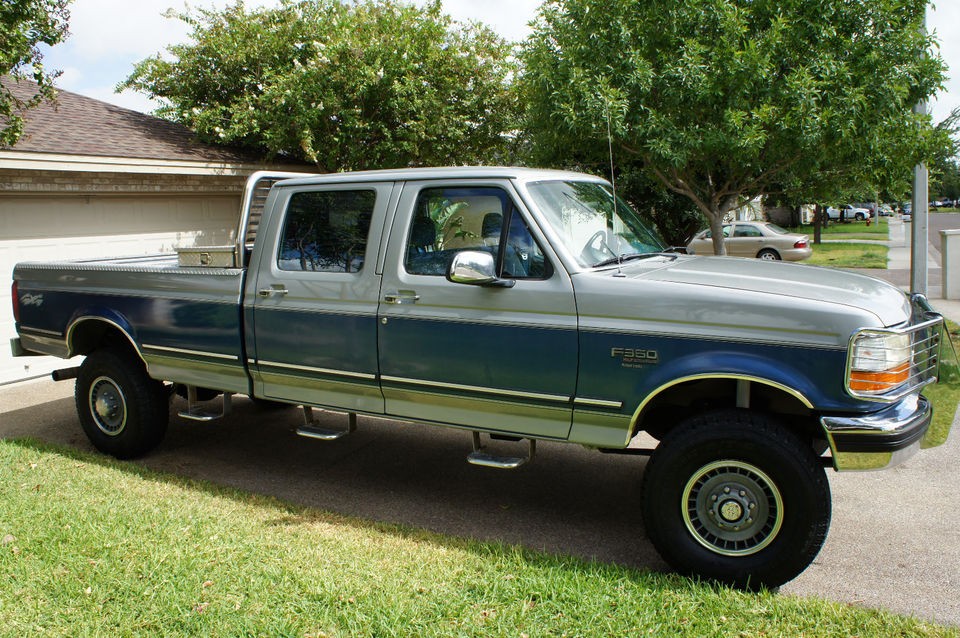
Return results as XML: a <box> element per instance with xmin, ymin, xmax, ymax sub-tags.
<box><xmin>0</xmin><ymin>77</ymin><xmax>308</xmax><ymax>383</ymax></box>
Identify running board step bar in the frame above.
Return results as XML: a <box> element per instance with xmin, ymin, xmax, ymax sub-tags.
<box><xmin>467</xmin><ymin>432</ymin><xmax>536</xmax><ymax>469</ymax></box>
<box><xmin>178</xmin><ymin>387</ymin><xmax>233</xmax><ymax>421</ymax></box>
<box><xmin>296</xmin><ymin>406</ymin><xmax>357</xmax><ymax>441</ymax></box>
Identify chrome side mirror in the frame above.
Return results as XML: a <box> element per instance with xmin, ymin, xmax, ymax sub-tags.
<box><xmin>447</xmin><ymin>251</ymin><xmax>515</xmax><ymax>288</ymax></box>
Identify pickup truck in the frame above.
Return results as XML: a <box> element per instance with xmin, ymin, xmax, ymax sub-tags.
<box><xmin>10</xmin><ymin>167</ymin><xmax>952</xmax><ymax>589</ymax></box>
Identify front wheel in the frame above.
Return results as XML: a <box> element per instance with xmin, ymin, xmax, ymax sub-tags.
<box><xmin>641</xmin><ymin>410</ymin><xmax>830</xmax><ymax>589</ymax></box>
<box><xmin>75</xmin><ymin>348</ymin><xmax>169</xmax><ymax>459</ymax></box>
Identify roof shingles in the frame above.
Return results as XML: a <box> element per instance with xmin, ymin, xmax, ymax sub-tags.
<box><xmin>1</xmin><ymin>76</ymin><xmax>259</xmax><ymax>164</ymax></box>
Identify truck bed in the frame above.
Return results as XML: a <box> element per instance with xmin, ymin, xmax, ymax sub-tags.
<box><xmin>13</xmin><ymin>253</ymin><xmax>250</xmax><ymax>394</ymax></box>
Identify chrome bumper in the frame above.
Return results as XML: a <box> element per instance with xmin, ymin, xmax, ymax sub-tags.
<box><xmin>822</xmin><ymin>394</ymin><xmax>933</xmax><ymax>471</ymax></box>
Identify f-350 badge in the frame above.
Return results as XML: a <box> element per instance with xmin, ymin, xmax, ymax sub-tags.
<box><xmin>611</xmin><ymin>347</ymin><xmax>659</xmax><ymax>368</ymax></box>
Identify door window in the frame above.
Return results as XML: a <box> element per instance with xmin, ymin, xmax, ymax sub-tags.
<box><xmin>733</xmin><ymin>225</ymin><xmax>762</xmax><ymax>238</ymax></box>
<box><xmin>404</xmin><ymin>187</ymin><xmax>548</xmax><ymax>279</ymax></box>
<box><xmin>278</xmin><ymin>190</ymin><xmax>376</xmax><ymax>273</ymax></box>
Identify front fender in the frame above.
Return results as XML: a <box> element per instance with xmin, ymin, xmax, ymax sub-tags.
<box><xmin>635</xmin><ymin>350</ymin><xmax>823</xmax><ymax>413</ymax></box>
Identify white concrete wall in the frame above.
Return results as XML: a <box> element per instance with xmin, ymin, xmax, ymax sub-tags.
<box><xmin>1</xmin><ymin>193</ymin><xmax>240</xmax><ymax>384</ymax></box>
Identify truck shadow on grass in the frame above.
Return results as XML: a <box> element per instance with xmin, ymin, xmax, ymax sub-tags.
<box><xmin>0</xmin><ymin>393</ymin><xmax>668</xmax><ymax>575</ymax></box>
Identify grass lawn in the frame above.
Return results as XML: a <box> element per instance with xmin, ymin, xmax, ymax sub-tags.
<box><xmin>923</xmin><ymin>318</ymin><xmax>960</xmax><ymax>448</ymax></box>
<box><xmin>806</xmin><ymin>242</ymin><xmax>889</xmax><ymax>268</ymax></box>
<box><xmin>2</xmin><ymin>439</ymin><xmax>957</xmax><ymax>637</ymax></box>
<box><xmin>788</xmin><ymin>217</ymin><xmax>889</xmax><ymax>241</ymax></box>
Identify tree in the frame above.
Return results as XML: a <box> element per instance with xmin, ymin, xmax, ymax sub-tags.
<box><xmin>520</xmin><ymin>0</ymin><xmax>950</xmax><ymax>255</ymax></box>
<box><xmin>1</xmin><ymin>0</ymin><xmax>70</xmax><ymax>145</ymax></box>
<box><xmin>123</xmin><ymin>0</ymin><xmax>518</xmax><ymax>170</ymax></box>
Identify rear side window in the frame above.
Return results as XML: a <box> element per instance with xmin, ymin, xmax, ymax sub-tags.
<box><xmin>278</xmin><ymin>190</ymin><xmax>375</xmax><ymax>273</ymax></box>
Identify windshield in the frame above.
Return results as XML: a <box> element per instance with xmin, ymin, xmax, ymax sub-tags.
<box><xmin>526</xmin><ymin>180</ymin><xmax>667</xmax><ymax>268</ymax></box>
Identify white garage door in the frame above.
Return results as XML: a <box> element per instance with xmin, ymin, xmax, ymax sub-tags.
<box><xmin>1</xmin><ymin>193</ymin><xmax>240</xmax><ymax>385</ymax></box>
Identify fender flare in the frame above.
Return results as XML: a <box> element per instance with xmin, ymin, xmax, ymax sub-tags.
<box><xmin>65</xmin><ymin>309</ymin><xmax>145</xmax><ymax>365</ymax></box>
<box><xmin>629</xmin><ymin>351</ymin><xmax>821</xmax><ymax>429</ymax></box>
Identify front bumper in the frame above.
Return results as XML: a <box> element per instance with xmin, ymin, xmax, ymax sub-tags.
<box><xmin>822</xmin><ymin>394</ymin><xmax>934</xmax><ymax>470</ymax></box>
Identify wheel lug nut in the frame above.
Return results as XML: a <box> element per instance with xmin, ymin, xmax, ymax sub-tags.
<box><xmin>723</xmin><ymin>487</ymin><xmax>730</xmax><ymax>494</ymax></box>
<box><xmin>749</xmin><ymin>503</ymin><xmax>755</xmax><ymax>510</ymax></box>
<box><xmin>739</xmin><ymin>490</ymin><xmax>746</xmax><ymax>497</ymax></box>
<box><xmin>712</xmin><ymin>495</ymin><xmax>718</xmax><ymax>501</ymax></box>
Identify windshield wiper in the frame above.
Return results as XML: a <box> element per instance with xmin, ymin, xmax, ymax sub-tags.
<box><xmin>592</xmin><ymin>253</ymin><xmax>665</xmax><ymax>268</ymax></box>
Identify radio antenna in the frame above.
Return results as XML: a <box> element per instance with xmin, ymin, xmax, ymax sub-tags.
<box><xmin>605</xmin><ymin>98</ymin><xmax>626</xmax><ymax>277</ymax></box>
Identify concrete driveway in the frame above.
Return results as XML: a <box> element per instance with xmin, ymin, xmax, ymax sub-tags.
<box><xmin>1</xmin><ymin>378</ymin><xmax>958</xmax><ymax>626</ymax></box>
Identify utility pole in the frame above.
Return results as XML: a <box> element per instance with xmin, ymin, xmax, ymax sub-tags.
<box><xmin>910</xmin><ymin>7</ymin><xmax>929</xmax><ymax>295</ymax></box>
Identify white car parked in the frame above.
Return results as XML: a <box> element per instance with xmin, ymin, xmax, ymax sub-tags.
<box><xmin>825</xmin><ymin>204</ymin><xmax>871</xmax><ymax>221</ymax></box>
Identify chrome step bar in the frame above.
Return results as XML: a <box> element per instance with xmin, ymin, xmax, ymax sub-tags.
<box><xmin>177</xmin><ymin>386</ymin><xmax>233</xmax><ymax>421</ymax></box>
<box><xmin>296</xmin><ymin>406</ymin><xmax>357</xmax><ymax>441</ymax></box>
<box><xmin>467</xmin><ymin>431</ymin><xmax>536</xmax><ymax>469</ymax></box>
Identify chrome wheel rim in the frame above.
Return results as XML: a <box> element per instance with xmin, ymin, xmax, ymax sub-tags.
<box><xmin>682</xmin><ymin>460</ymin><xmax>783</xmax><ymax>556</ymax></box>
<box><xmin>89</xmin><ymin>376</ymin><xmax>127</xmax><ymax>436</ymax></box>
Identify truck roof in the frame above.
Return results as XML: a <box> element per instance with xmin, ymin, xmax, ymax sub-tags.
<box><xmin>274</xmin><ymin>166</ymin><xmax>607</xmax><ymax>187</ymax></box>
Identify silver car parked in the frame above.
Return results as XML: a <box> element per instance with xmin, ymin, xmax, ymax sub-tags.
<box><xmin>687</xmin><ymin>221</ymin><xmax>812</xmax><ymax>261</ymax></box>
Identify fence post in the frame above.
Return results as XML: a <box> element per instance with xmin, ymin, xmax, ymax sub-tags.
<box><xmin>940</xmin><ymin>229</ymin><xmax>960</xmax><ymax>300</ymax></box>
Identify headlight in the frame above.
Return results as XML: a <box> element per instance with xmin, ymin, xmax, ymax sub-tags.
<box><xmin>848</xmin><ymin>332</ymin><xmax>912</xmax><ymax>394</ymax></box>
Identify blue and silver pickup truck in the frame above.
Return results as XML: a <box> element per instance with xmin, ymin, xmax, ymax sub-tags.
<box><xmin>10</xmin><ymin>167</ymin><xmax>953</xmax><ymax>588</ymax></box>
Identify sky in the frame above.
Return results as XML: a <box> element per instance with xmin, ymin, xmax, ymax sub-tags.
<box><xmin>36</xmin><ymin>0</ymin><xmax>960</xmax><ymax>125</ymax></box>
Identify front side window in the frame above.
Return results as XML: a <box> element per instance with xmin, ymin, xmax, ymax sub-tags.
<box><xmin>278</xmin><ymin>190</ymin><xmax>375</xmax><ymax>273</ymax></box>
<box><xmin>404</xmin><ymin>186</ymin><xmax>548</xmax><ymax>279</ymax></box>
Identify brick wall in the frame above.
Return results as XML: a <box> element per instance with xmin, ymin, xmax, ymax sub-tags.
<box><xmin>0</xmin><ymin>169</ymin><xmax>248</xmax><ymax>194</ymax></box>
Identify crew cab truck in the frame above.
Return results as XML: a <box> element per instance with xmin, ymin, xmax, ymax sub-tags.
<box><xmin>10</xmin><ymin>168</ymin><xmax>953</xmax><ymax>589</ymax></box>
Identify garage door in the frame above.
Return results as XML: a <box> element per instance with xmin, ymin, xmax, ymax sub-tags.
<box><xmin>1</xmin><ymin>193</ymin><xmax>240</xmax><ymax>385</ymax></box>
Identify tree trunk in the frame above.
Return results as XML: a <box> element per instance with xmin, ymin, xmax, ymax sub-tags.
<box><xmin>708</xmin><ymin>210</ymin><xmax>726</xmax><ymax>256</ymax></box>
<box><xmin>813</xmin><ymin>204</ymin><xmax>822</xmax><ymax>245</ymax></box>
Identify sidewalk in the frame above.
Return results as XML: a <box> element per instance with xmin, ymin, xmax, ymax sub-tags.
<box><xmin>857</xmin><ymin>217</ymin><xmax>960</xmax><ymax>323</ymax></box>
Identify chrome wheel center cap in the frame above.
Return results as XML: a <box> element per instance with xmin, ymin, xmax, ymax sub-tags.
<box><xmin>719</xmin><ymin>500</ymin><xmax>744</xmax><ymax>523</ymax></box>
<box><xmin>96</xmin><ymin>396</ymin><xmax>116</xmax><ymax>418</ymax></box>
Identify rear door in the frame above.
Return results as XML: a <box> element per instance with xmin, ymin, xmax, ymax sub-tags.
<box><xmin>247</xmin><ymin>182</ymin><xmax>394</xmax><ymax>413</ymax></box>
<box><xmin>376</xmin><ymin>180</ymin><xmax>578</xmax><ymax>439</ymax></box>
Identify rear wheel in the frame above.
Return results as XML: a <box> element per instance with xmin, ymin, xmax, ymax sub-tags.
<box><xmin>641</xmin><ymin>409</ymin><xmax>830</xmax><ymax>589</ymax></box>
<box><xmin>75</xmin><ymin>348</ymin><xmax>169</xmax><ymax>459</ymax></box>
<box><xmin>757</xmin><ymin>249</ymin><xmax>780</xmax><ymax>261</ymax></box>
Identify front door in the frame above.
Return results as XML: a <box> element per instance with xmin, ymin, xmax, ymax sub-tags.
<box><xmin>377</xmin><ymin>180</ymin><xmax>578</xmax><ymax>440</ymax></box>
<box><xmin>247</xmin><ymin>182</ymin><xmax>394</xmax><ymax>414</ymax></box>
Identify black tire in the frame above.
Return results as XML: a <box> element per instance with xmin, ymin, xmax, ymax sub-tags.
<box><xmin>75</xmin><ymin>348</ymin><xmax>169</xmax><ymax>459</ymax></box>
<box><xmin>757</xmin><ymin>249</ymin><xmax>781</xmax><ymax>261</ymax></box>
<box><xmin>855</xmin><ymin>212</ymin><xmax>865</xmax><ymax>221</ymax></box>
<box><xmin>641</xmin><ymin>409</ymin><xmax>831</xmax><ymax>590</ymax></box>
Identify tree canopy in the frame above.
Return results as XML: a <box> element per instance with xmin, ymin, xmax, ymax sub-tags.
<box><xmin>520</xmin><ymin>0</ymin><xmax>950</xmax><ymax>253</ymax></box>
<box><xmin>1</xmin><ymin>0</ymin><xmax>70</xmax><ymax>145</ymax></box>
<box><xmin>123</xmin><ymin>0</ymin><xmax>519</xmax><ymax>170</ymax></box>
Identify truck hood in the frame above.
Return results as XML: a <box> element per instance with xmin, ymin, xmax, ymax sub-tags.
<box><xmin>572</xmin><ymin>255</ymin><xmax>912</xmax><ymax>349</ymax></box>
<box><xmin>641</xmin><ymin>256</ymin><xmax>910</xmax><ymax>326</ymax></box>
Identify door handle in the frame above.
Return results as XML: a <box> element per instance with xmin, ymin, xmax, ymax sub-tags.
<box><xmin>258</xmin><ymin>286</ymin><xmax>288</xmax><ymax>297</ymax></box>
<box><xmin>383</xmin><ymin>291</ymin><xmax>421</xmax><ymax>304</ymax></box>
